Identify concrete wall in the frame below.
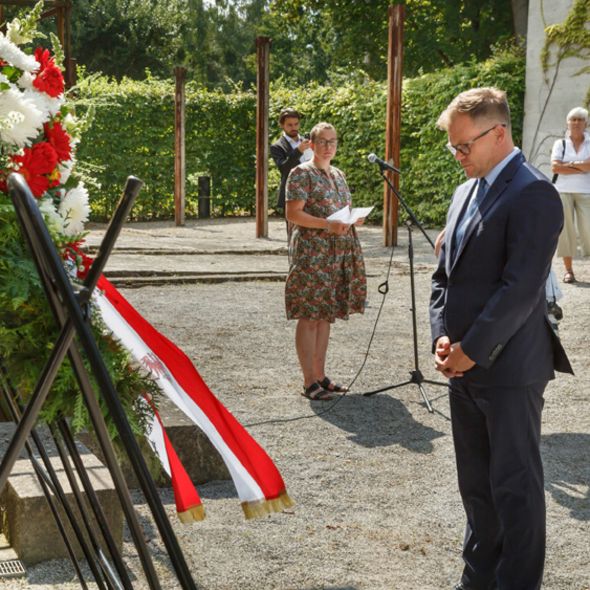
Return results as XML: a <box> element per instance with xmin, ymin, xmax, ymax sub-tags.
<box><xmin>523</xmin><ymin>0</ymin><xmax>590</xmax><ymax>173</ymax></box>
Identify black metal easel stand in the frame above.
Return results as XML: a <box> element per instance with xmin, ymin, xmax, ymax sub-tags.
<box><xmin>363</xmin><ymin>168</ymin><xmax>447</xmax><ymax>412</ymax></box>
<box><xmin>0</xmin><ymin>173</ymin><xmax>198</xmax><ymax>589</ymax></box>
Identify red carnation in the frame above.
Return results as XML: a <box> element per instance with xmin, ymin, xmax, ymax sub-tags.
<box><xmin>34</xmin><ymin>47</ymin><xmax>52</xmax><ymax>69</ymax></box>
<box><xmin>12</xmin><ymin>142</ymin><xmax>59</xmax><ymax>197</ymax></box>
<box><xmin>44</xmin><ymin>121</ymin><xmax>72</xmax><ymax>162</ymax></box>
<box><xmin>33</xmin><ymin>47</ymin><xmax>64</xmax><ymax>98</ymax></box>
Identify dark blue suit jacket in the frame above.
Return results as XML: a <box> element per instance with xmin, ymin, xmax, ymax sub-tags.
<box><xmin>270</xmin><ymin>135</ymin><xmax>304</xmax><ymax>210</ymax></box>
<box><xmin>430</xmin><ymin>151</ymin><xmax>573</xmax><ymax>387</ymax></box>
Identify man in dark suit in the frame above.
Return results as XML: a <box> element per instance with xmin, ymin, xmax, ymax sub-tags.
<box><xmin>270</xmin><ymin>108</ymin><xmax>312</xmax><ymax>213</ymax></box>
<box><xmin>430</xmin><ymin>88</ymin><xmax>573</xmax><ymax>590</ymax></box>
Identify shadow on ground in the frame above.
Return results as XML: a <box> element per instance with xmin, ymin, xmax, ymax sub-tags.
<box><xmin>542</xmin><ymin>432</ymin><xmax>590</xmax><ymax>521</ymax></box>
<box><xmin>311</xmin><ymin>392</ymin><xmax>445</xmax><ymax>452</ymax></box>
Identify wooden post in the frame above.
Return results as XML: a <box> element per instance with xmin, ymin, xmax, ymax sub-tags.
<box><xmin>55</xmin><ymin>4</ymin><xmax>65</xmax><ymax>44</ymax></box>
<box><xmin>255</xmin><ymin>36</ymin><xmax>271</xmax><ymax>238</ymax></box>
<box><xmin>383</xmin><ymin>4</ymin><xmax>405</xmax><ymax>247</ymax></box>
<box><xmin>63</xmin><ymin>0</ymin><xmax>75</xmax><ymax>88</ymax></box>
<box><xmin>0</xmin><ymin>2</ymin><xmax>74</xmax><ymax>86</ymax></box>
<box><xmin>174</xmin><ymin>66</ymin><xmax>186</xmax><ymax>226</ymax></box>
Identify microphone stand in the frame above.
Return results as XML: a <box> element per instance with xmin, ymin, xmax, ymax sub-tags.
<box><xmin>363</xmin><ymin>165</ymin><xmax>447</xmax><ymax>412</ymax></box>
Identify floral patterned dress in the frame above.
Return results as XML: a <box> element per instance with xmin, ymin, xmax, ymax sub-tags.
<box><xmin>285</xmin><ymin>161</ymin><xmax>367</xmax><ymax>322</ymax></box>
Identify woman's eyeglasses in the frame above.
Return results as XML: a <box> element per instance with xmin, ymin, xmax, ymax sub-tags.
<box><xmin>315</xmin><ymin>139</ymin><xmax>338</xmax><ymax>148</ymax></box>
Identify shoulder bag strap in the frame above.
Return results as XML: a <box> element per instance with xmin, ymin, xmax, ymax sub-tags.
<box><xmin>552</xmin><ymin>139</ymin><xmax>567</xmax><ymax>184</ymax></box>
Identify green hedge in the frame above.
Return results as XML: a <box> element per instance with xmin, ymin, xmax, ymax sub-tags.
<box><xmin>78</xmin><ymin>46</ymin><xmax>524</xmax><ymax>226</ymax></box>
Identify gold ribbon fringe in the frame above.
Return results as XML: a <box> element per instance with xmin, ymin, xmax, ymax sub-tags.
<box><xmin>241</xmin><ymin>491</ymin><xmax>295</xmax><ymax>520</ymax></box>
<box><xmin>177</xmin><ymin>503</ymin><xmax>206</xmax><ymax>523</ymax></box>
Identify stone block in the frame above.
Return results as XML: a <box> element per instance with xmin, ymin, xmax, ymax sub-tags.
<box><xmin>0</xmin><ymin>423</ymin><xmax>123</xmax><ymax>565</ymax></box>
<box><xmin>158</xmin><ymin>396</ymin><xmax>230</xmax><ymax>485</ymax></box>
<box><xmin>78</xmin><ymin>396</ymin><xmax>230</xmax><ymax>489</ymax></box>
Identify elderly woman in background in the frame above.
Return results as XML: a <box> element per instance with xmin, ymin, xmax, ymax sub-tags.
<box><xmin>551</xmin><ymin>106</ymin><xmax>590</xmax><ymax>283</ymax></box>
<box><xmin>285</xmin><ymin>122</ymin><xmax>367</xmax><ymax>401</ymax></box>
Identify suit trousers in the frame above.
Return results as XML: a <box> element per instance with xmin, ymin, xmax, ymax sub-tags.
<box><xmin>449</xmin><ymin>379</ymin><xmax>547</xmax><ymax>590</ymax></box>
<box><xmin>556</xmin><ymin>191</ymin><xmax>590</xmax><ymax>258</ymax></box>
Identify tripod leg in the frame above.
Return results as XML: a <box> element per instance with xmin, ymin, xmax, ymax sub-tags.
<box><xmin>363</xmin><ymin>380</ymin><xmax>413</xmax><ymax>397</ymax></box>
<box><xmin>418</xmin><ymin>383</ymin><xmax>434</xmax><ymax>413</ymax></box>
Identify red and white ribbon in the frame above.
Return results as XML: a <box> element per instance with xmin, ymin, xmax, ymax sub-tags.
<box><xmin>92</xmin><ymin>271</ymin><xmax>293</xmax><ymax>522</ymax></box>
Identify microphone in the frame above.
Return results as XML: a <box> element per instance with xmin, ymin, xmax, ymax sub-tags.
<box><xmin>367</xmin><ymin>153</ymin><xmax>401</xmax><ymax>174</ymax></box>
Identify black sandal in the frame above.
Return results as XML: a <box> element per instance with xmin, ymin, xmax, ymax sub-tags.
<box><xmin>319</xmin><ymin>377</ymin><xmax>349</xmax><ymax>393</ymax></box>
<box><xmin>301</xmin><ymin>382</ymin><xmax>336</xmax><ymax>401</ymax></box>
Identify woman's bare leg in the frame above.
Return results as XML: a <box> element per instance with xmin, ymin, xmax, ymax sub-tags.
<box><xmin>313</xmin><ymin>320</ymin><xmax>331</xmax><ymax>382</ymax></box>
<box><xmin>295</xmin><ymin>319</ymin><xmax>319</xmax><ymax>387</ymax></box>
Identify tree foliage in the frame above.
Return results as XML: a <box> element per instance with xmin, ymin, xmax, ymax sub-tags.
<box><xmin>58</xmin><ymin>0</ymin><xmax>519</xmax><ymax>87</ymax></box>
<box><xmin>67</xmin><ymin>0</ymin><xmax>264</xmax><ymax>87</ymax></box>
<box><xmin>269</xmin><ymin>0</ymin><xmax>516</xmax><ymax>80</ymax></box>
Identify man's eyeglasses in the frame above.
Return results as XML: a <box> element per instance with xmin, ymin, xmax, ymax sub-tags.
<box><xmin>315</xmin><ymin>139</ymin><xmax>338</xmax><ymax>148</ymax></box>
<box><xmin>446</xmin><ymin>124</ymin><xmax>506</xmax><ymax>156</ymax></box>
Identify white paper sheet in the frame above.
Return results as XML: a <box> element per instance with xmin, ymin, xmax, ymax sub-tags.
<box><xmin>327</xmin><ymin>205</ymin><xmax>374</xmax><ymax>224</ymax></box>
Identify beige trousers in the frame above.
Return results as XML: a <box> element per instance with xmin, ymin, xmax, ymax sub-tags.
<box><xmin>557</xmin><ymin>192</ymin><xmax>590</xmax><ymax>257</ymax></box>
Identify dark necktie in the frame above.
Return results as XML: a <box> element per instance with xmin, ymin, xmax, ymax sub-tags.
<box><xmin>453</xmin><ymin>178</ymin><xmax>488</xmax><ymax>259</ymax></box>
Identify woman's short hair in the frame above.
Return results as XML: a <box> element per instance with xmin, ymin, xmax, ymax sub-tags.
<box><xmin>310</xmin><ymin>122</ymin><xmax>336</xmax><ymax>142</ymax></box>
<box><xmin>437</xmin><ymin>87</ymin><xmax>511</xmax><ymax>131</ymax></box>
<box><xmin>279</xmin><ymin>108</ymin><xmax>301</xmax><ymax>125</ymax></box>
<box><xmin>567</xmin><ymin>106</ymin><xmax>588</xmax><ymax>121</ymax></box>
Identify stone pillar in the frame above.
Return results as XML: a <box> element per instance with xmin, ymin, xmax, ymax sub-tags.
<box><xmin>523</xmin><ymin>0</ymin><xmax>590</xmax><ymax>172</ymax></box>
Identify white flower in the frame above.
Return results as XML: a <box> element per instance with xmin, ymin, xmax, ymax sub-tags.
<box><xmin>59</xmin><ymin>182</ymin><xmax>90</xmax><ymax>236</ymax></box>
<box><xmin>0</xmin><ymin>33</ymin><xmax>38</xmax><ymax>73</ymax></box>
<box><xmin>38</xmin><ymin>196</ymin><xmax>64</xmax><ymax>234</ymax></box>
<box><xmin>16</xmin><ymin>71</ymin><xmax>34</xmax><ymax>90</ymax></box>
<box><xmin>6</xmin><ymin>19</ymin><xmax>28</xmax><ymax>45</ymax></box>
<box><xmin>0</xmin><ymin>88</ymin><xmax>44</xmax><ymax>146</ymax></box>
<box><xmin>58</xmin><ymin>155</ymin><xmax>75</xmax><ymax>184</ymax></box>
<box><xmin>22</xmin><ymin>88</ymin><xmax>63</xmax><ymax>123</ymax></box>
<box><xmin>61</xmin><ymin>113</ymin><xmax>82</xmax><ymax>145</ymax></box>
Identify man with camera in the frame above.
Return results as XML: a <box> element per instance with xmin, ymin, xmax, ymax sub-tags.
<box><xmin>270</xmin><ymin>108</ymin><xmax>313</xmax><ymax>216</ymax></box>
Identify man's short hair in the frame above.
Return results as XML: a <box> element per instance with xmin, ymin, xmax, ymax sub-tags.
<box><xmin>437</xmin><ymin>87</ymin><xmax>511</xmax><ymax>131</ymax></box>
<box><xmin>567</xmin><ymin>106</ymin><xmax>588</xmax><ymax>121</ymax></box>
<box><xmin>279</xmin><ymin>108</ymin><xmax>301</xmax><ymax>125</ymax></box>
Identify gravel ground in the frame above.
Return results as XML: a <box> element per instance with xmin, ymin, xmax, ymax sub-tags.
<box><xmin>3</xmin><ymin>223</ymin><xmax>589</xmax><ymax>589</ymax></box>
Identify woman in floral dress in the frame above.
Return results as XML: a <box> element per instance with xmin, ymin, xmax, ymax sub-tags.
<box><xmin>285</xmin><ymin>122</ymin><xmax>367</xmax><ymax>400</ymax></box>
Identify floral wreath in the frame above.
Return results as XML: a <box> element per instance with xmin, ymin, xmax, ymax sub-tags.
<box><xmin>0</xmin><ymin>1</ymin><xmax>89</xmax><ymax>251</ymax></box>
<box><xmin>0</xmin><ymin>1</ymin><xmax>155</xmax><ymax>440</ymax></box>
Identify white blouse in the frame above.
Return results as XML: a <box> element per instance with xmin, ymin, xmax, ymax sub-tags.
<box><xmin>551</xmin><ymin>132</ymin><xmax>590</xmax><ymax>194</ymax></box>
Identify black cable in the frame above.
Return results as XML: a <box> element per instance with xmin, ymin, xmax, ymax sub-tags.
<box><xmin>244</xmin><ymin>242</ymin><xmax>397</xmax><ymax>428</ymax></box>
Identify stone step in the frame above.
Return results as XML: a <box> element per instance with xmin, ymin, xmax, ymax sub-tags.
<box><xmin>104</xmin><ymin>269</ymin><xmax>286</xmax><ymax>277</ymax></box>
<box><xmin>107</xmin><ymin>272</ymin><xmax>287</xmax><ymax>288</ymax></box>
<box><xmin>0</xmin><ymin>423</ymin><xmax>123</xmax><ymax>565</ymax></box>
<box><xmin>86</xmin><ymin>247</ymin><xmax>289</xmax><ymax>256</ymax></box>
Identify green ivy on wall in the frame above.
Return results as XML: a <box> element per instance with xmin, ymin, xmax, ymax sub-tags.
<box><xmin>541</xmin><ymin>0</ymin><xmax>590</xmax><ymax>104</ymax></box>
